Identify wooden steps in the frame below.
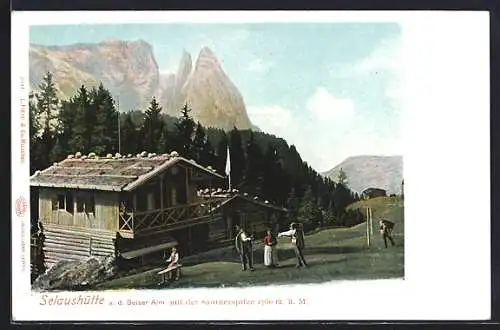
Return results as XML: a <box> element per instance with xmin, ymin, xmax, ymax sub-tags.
<box><xmin>43</xmin><ymin>225</ymin><xmax>116</xmax><ymax>269</ymax></box>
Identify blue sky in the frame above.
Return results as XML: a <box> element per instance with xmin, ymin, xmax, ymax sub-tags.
<box><xmin>30</xmin><ymin>23</ymin><xmax>402</xmax><ymax>172</ymax></box>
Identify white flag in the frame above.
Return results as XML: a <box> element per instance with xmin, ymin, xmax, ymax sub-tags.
<box><xmin>225</xmin><ymin>146</ymin><xmax>231</xmax><ymax>176</ymax></box>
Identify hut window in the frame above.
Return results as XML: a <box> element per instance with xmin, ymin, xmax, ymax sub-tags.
<box><xmin>65</xmin><ymin>193</ymin><xmax>74</xmax><ymax>213</ymax></box>
<box><xmin>52</xmin><ymin>195</ymin><xmax>59</xmax><ymax>210</ymax></box>
<box><xmin>76</xmin><ymin>194</ymin><xmax>95</xmax><ymax>214</ymax></box>
<box><xmin>77</xmin><ymin>199</ymin><xmax>84</xmax><ymax>212</ymax></box>
<box><xmin>57</xmin><ymin>194</ymin><xmax>65</xmax><ymax>209</ymax></box>
<box><xmin>86</xmin><ymin>196</ymin><xmax>95</xmax><ymax>214</ymax></box>
<box><xmin>53</xmin><ymin>192</ymin><xmax>74</xmax><ymax>213</ymax></box>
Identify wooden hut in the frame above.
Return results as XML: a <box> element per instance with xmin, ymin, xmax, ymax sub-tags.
<box><xmin>361</xmin><ymin>187</ymin><xmax>387</xmax><ymax>200</ymax></box>
<box><xmin>198</xmin><ymin>191</ymin><xmax>287</xmax><ymax>247</ymax></box>
<box><xmin>29</xmin><ymin>151</ymin><xmax>225</xmax><ymax>268</ymax></box>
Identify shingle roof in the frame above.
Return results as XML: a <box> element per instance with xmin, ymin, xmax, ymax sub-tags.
<box><xmin>30</xmin><ymin>152</ymin><xmax>224</xmax><ymax>192</ymax></box>
<box><xmin>362</xmin><ymin>187</ymin><xmax>387</xmax><ymax>194</ymax></box>
<box><xmin>201</xmin><ymin>193</ymin><xmax>287</xmax><ymax>213</ymax></box>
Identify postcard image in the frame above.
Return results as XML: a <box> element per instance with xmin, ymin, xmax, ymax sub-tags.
<box><xmin>11</xmin><ymin>11</ymin><xmax>490</xmax><ymax>322</ymax></box>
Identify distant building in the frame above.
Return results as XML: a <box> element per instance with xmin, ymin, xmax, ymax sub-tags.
<box><xmin>361</xmin><ymin>188</ymin><xmax>387</xmax><ymax>199</ymax></box>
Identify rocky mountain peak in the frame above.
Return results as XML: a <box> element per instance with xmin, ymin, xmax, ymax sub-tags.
<box><xmin>30</xmin><ymin>40</ymin><xmax>255</xmax><ymax>131</ymax></box>
<box><xmin>195</xmin><ymin>46</ymin><xmax>222</xmax><ymax>71</ymax></box>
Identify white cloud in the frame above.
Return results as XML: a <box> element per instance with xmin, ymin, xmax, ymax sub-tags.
<box><xmin>245</xmin><ymin>58</ymin><xmax>273</xmax><ymax>75</ymax></box>
<box><xmin>353</xmin><ymin>36</ymin><xmax>403</xmax><ymax>74</ymax></box>
<box><xmin>247</xmin><ymin>87</ymin><xmax>401</xmax><ymax>173</ymax></box>
<box><xmin>306</xmin><ymin>87</ymin><xmax>354</xmax><ymax>123</ymax></box>
<box><xmin>247</xmin><ymin>105</ymin><xmax>294</xmax><ymax>136</ymax></box>
<box><xmin>357</xmin><ymin>35</ymin><xmax>403</xmax><ymax>108</ymax></box>
<box><xmin>329</xmin><ymin>35</ymin><xmax>403</xmax><ymax>107</ymax></box>
<box><xmin>246</xmin><ymin>38</ymin><xmax>404</xmax><ymax>172</ymax></box>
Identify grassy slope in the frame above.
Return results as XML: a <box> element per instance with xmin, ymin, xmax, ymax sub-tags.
<box><xmin>95</xmin><ymin>197</ymin><xmax>404</xmax><ymax>290</ymax></box>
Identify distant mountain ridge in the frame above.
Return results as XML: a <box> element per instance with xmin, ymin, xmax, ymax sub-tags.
<box><xmin>29</xmin><ymin>40</ymin><xmax>253</xmax><ymax>131</ymax></box>
<box><xmin>322</xmin><ymin>155</ymin><xmax>403</xmax><ymax>195</ymax></box>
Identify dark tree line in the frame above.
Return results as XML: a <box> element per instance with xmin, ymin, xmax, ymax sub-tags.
<box><xmin>30</xmin><ymin>72</ymin><xmax>361</xmax><ymax>230</ymax></box>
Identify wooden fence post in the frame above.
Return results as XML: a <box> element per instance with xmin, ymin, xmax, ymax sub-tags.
<box><xmin>366</xmin><ymin>208</ymin><xmax>370</xmax><ymax>247</ymax></box>
<box><xmin>370</xmin><ymin>208</ymin><xmax>374</xmax><ymax>236</ymax></box>
<box><xmin>89</xmin><ymin>237</ymin><xmax>92</xmax><ymax>257</ymax></box>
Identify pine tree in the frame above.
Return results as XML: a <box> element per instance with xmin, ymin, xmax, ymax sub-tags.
<box><xmin>337</xmin><ymin>167</ymin><xmax>348</xmax><ymax>186</ymax></box>
<box><xmin>35</xmin><ymin>71</ymin><xmax>61</xmax><ymax>136</ymax></box>
<box><xmin>262</xmin><ymin>144</ymin><xmax>283</xmax><ymax>203</ymax></box>
<box><xmin>93</xmin><ymin>84</ymin><xmax>119</xmax><ymax>155</ymax></box>
<box><xmin>296</xmin><ymin>186</ymin><xmax>323</xmax><ymax>231</ymax></box>
<box><xmin>331</xmin><ymin>183</ymin><xmax>355</xmax><ymax>221</ymax></box>
<box><xmin>228</xmin><ymin>127</ymin><xmax>246</xmax><ymax>188</ymax></box>
<box><xmin>243</xmin><ymin>131</ymin><xmax>264</xmax><ymax>194</ymax></box>
<box><xmin>49</xmin><ymin>137</ymin><xmax>64</xmax><ymax>162</ymax></box>
<box><xmin>174</xmin><ymin>103</ymin><xmax>196</xmax><ymax>157</ymax></box>
<box><xmin>157</xmin><ymin>126</ymin><xmax>169</xmax><ymax>154</ymax></box>
<box><xmin>29</xmin><ymin>91</ymin><xmax>41</xmax><ymax>141</ymax></box>
<box><xmin>193</xmin><ymin>122</ymin><xmax>214</xmax><ymax>166</ymax></box>
<box><xmin>69</xmin><ymin>85</ymin><xmax>91</xmax><ymax>153</ymax></box>
<box><xmin>29</xmin><ymin>91</ymin><xmax>42</xmax><ymax>173</ymax></box>
<box><xmin>285</xmin><ymin>187</ymin><xmax>300</xmax><ymax>223</ymax></box>
<box><xmin>33</xmin><ymin>72</ymin><xmax>62</xmax><ymax>168</ymax></box>
<box><xmin>51</xmin><ymin>100</ymin><xmax>74</xmax><ymax>159</ymax></box>
<box><xmin>323</xmin><ymin>199</ymin><xmax>336</xmax><ymax>225</ymax></box>
<box><xmin>140</xmin><ymin>96</ymin><xmax>164</xmax><ymax>153</ymax></box>
<box><xmin>119</xmin><ymin>112</ymin><xmax>137</xmax><ymax>155</ymax></box>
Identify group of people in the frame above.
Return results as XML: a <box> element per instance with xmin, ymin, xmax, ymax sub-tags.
<box><xmin>234</xmin><ymin>222</ymin><xmax>308</xmax><ymax>271</ymax></box>
<box><xmin>234</xmin><ymin>218</ymin><xmax>397</xmax><ymax>271</ymax></box>
<box><xmin>161</xmin><ymin>218</ymin><xmax>397</xmax><ymax>281</ymax></box>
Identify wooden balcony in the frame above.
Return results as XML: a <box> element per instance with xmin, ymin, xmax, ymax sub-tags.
<box><xmin>118</xmin><ymin>199</ymin><xmax>223</xmax><ymax>238</ymax></box>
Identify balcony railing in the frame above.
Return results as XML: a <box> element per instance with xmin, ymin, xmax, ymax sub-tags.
<box><xmin>118</xmin><ymin>199</ymin><xmax>223</xmax><ymax>237</ymax></box>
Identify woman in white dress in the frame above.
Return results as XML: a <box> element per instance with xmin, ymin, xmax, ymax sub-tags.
<box><xmin>263</xmin><ymin>229</ymin><xmax>279</xmax><ymax>267</ymax></box>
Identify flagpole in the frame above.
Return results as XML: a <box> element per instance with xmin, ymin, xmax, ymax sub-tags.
<box><xmin>225</xmin><ymin>142</ymin><xmax>231</xmax><ymax>191</ymax></box>
<box><xmin>117</xmin><ymin>96</ymin><xmax>121</xmax><ymax>154</ymax></box>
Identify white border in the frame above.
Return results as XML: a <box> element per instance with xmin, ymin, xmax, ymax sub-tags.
<box><xmin>11</xmin><ymin>11</ymin><xmax>490</xmax><ymax>321</ymax></box>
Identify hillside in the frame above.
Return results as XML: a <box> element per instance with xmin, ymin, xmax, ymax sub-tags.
<box><xmin>30</xmin><ymin>40</ymin><xmax>253</xmax><ymax>131</ymax></box>
<box><xmin>347</xmin><ymin>196</ymin><xmax>404</xmax><ymax>233</ymax></box>
<box><xmin>92</xmin><ymin>197</ymin><xmax>404</xmax><ymax>290</ymax></box>
<box><xmin>323</xmin><ymin>155</ymin><xmax>403</xmax><ymax>195</ymax></box>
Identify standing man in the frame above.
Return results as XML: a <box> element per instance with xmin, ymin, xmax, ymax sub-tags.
<box><xmin>379</xmin><ymin>219</ymin><xmax>396</xmax><ymax>248</ymax></box>
<box><xmin>235</xmin><ymin>225</ymin><xmax>254</xmax><ymax>271</ymax></box>
<box><xmin>278</xmin><ymin>222</ymin><xmax>307</xmax><ymax>268</ymax></box>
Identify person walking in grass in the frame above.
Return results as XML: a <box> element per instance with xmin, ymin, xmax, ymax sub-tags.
<box><xmin>235</xmin><ymin>225</ymin><xmax>255</xmax><ymax>271</ymax></box>
<box><xmin>278</xmin><ymin>222</ymin><xmax>307</xmax><ymax>268</ymax></box>
<box><xmin>379</xmin><ymin>219</ymin><xmax>396</xmax><ymax>248</ymax></box>
<box><xmin>264</xmin><ymin>229</ymin><xmax>279</xmax><ymax>268</ymax></box>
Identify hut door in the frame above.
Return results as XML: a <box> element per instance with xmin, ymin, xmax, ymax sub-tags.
<box><xmin>226</xmin><ymin>215</ymin><xmax>233</xmax><ymax>239</ymax></box>
<box><xmin>239</xmin><ymin>212</ymin><xmax>248</xmax><ymax>230</ymax></box>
